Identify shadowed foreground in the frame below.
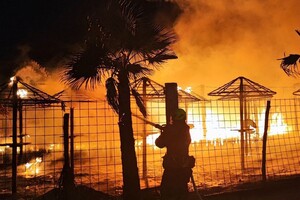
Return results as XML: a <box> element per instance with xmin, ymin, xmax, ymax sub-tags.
<box><xmin>0</xmin><ymin>177</ymin><xmax>299</xmax><ymax>200</ymax></box>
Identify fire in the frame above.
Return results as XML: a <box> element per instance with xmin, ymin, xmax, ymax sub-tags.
<box><xmin>268</xmin><ymin>113</ymin><xmax>290</xmax><ymax>136</ymax></box>
<box><xmin>184</xmin><ymin>86</ymin><xmax>192</xmax><ymax>93</ymax></box>
<box><xmin>145</xmin><ymin>109</ymin><xmax>290</xmax><ymax>147</ymax></box>
<box><xmin>17</xmin><ymin>89</ymin><xmax>28</xmax><ymax>98</ymax></box>
<box><xmin>8</xmin><ymin>76</ymin><xmax>28</xmax><ymax>98</ymax></box>
<box><xmin>146</xmin><ymin>133</ymin><xmax>160</xmax><ymax>146</ymax></box>
<box><xmin>177</xmin><ymin>86</ymin><xmax>192</xmax><ymax>93</ymax></box>
<box><xmin>9</xmin><ymin>76</ymin><xmax>15</xmax><ymax>86</ymax></box>
<box><xmin>24</xmin><ymin>157</ymin><xmax>42</xmax><ymax>177</ymax></box>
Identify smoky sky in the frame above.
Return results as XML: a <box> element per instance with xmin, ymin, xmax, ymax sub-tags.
<box><xmin>1</xmin><ymin>0</ymin><xmax>300</xmax><ymax>98</ymax></box>
<box><xmin>152</xmin><ymin>0</ymin><xmax>300</xmax><ymax>98</ymax></box>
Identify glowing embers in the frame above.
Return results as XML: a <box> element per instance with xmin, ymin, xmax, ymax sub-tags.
<box><xmin>9</xmin><ymin>76</ymin><xmax>16</xmax><ymax>86</ymax></box>
<box><xmin>17</xmin><ymin>89</ymin><xmax>28</xmax><ymax>99</ymax></box>
<box><xmin>24</xmin><ymin>157</ymin><xmax>42</xmax><ymax>177</ymax></box>
<box><xmin>11</xmin><ymin>76</ymin><xmax>28</xmax><ymax>99</ymax></box>
<box><xmin>178</xmin><ymin>86</ymin><xmax>192</xmax><ymax>93</ymax></box>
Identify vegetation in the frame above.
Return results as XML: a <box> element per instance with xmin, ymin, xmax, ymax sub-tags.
<box><xmin>61</xmin><ymin>1</ymin><xmax>178</xmax><ymax>199</ymax></box>
<box><xmin>279</xmin><ymin>30</ymin><xmax>300</xmax><ymax>76</ymax></box>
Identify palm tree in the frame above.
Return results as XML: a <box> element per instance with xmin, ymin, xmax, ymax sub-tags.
<box><xmin>279</xmin><ymin>30</ymin><xmax>300</xmax><ymax>76</ymax></box>
<box><xmin>62</xmin><ymin>1</ymin><xmax>177</xmax><ymax>199</ymax></box>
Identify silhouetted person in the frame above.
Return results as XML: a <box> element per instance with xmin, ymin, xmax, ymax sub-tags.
<box><xmin>155</xmin><ymin>108</ymin><xmax>194</xmax><ymax>200</ymax></box>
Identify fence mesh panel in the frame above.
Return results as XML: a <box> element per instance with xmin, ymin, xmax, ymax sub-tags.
<box><xmin>0</xmin><ymin>98</ymin><xmax>300</xmax><ymax>197</ymax></box>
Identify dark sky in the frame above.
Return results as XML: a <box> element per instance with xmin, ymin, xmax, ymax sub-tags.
<box><xmin>3</xmin><ymin>0</ymin><xmax>299</xmax><ymax>98</ymax></box>
<box><xmin>0</xmin><ymin>0</ymin><xmax>89</xmax><ymax>78</ymax></box>
<box><xmin>0</xmin><ymin>0</ymin><xmax>181</xmax><ymax>80</ymax></box>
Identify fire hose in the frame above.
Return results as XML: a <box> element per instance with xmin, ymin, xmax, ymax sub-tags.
<box><xmin>132</xmin><ymin>114</ymin><xmax>204</xmax><ymax>200</ymax></box>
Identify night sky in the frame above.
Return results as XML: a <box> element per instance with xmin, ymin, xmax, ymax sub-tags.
<box><xmin>0</xmin><ymin>1</ymin><xmax>94</xmax><ymax>78</ymax></box>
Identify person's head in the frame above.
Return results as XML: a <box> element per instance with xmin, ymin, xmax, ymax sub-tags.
<box><xmin>171</xmin><ymin>108</ymin><xmax>186</xmax><ymax>122</ymax></box>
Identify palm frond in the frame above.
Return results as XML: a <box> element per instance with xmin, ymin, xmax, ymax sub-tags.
<box><xmin>119</xmin><ymin>0</ymin><xmax>143</xmax><ymax>35</ymax></box>
<box><xmin>106</xmin><ymin>77</ymin><xmax>119</xmax><ymax>114</ymax></box>
<box><xmin>278</xmin><ymin>54</ymin><xmax>300</xmax><ymax>76</ymax></box>
<box><xmin>97</xmin><ymin>0</ymin><xmax>143</xmax><ymax>50</ymax></box>
<box><xmin>155</xmin><ymin>28</ymin><xmax>177</xmax><ymax>48</ymax></box>
<box><xmin>133</xmin><ymin>25</ymin><xmax>177</xmax><ymax>55</ymax></box>
<box><xmin>62</xmin><ymin>44</ymin><xmax>115</xmax><ymax>90</ymax></box>
<box><xmin>147</xmin><ymin>49</ymin><xmax>178</xmax><ymax>65</ymax></box>
<box><xmin>131</xmin><ymin>89</ymin><xmax>147</xmax><ymax>117</ymax></box>
<box><xmin>127</xmin><ymin>63</ymin><xmax>153</xmax><ymax>79</ymax></box>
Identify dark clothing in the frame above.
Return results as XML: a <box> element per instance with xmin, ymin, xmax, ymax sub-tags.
<box><xmin>160</xmin><ymin>167</ymin><xmax>192</xmax><ymax>200</ymax></box>
<box><xmin>155</xmin><ymin>121</ymin><xmax>192</xmax><ymax>200</ymax></box>
<box><xmin>155</xmin><ymin>122</ymin><xmax>191</xmax><ymax>157</ymax></box>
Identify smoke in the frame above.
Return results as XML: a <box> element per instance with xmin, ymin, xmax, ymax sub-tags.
<box><xmin>152</xmin><ymin>0</ymin><xmax>300</xmax><ymax>98</ymax></box>
<box><xmin>3</xmin><ymin>0</ymin><xmax>300</xmax><ymax>99</ymax></box>
<box><xmin>13</xmin><ymin>63</ymin><xmax>106</xmax><ymax>100</ymax></box>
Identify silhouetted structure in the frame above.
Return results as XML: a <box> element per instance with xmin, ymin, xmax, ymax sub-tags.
<box><xmin>0</xmin><ymin>76</ymin><xmax>63</xmax><ymax>194</ymax></box>
<box><xmin>208</xmin><ymin>76</ymin><xmax>276</xmax><ymax>170</ymax></box>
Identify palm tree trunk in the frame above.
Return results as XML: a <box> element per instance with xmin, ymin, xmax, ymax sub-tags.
<box><xmin>118</xmin><ymin>69</ymin><xmax>141</xmax><ymax>200</ymax></box>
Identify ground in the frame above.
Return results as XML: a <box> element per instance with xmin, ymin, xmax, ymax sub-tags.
<box><xmin>1</xmin><ymin>177</ymin><xmax>300</xmax><ymax>200</ymax></box>
<box><xmin>142</xmin><ymin>177</ymin><xmax>300</xmax><ymax>200</ymax></box>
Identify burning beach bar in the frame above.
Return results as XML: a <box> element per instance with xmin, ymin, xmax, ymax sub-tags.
<box><xmin>0</xmin><ymin>77</ymin><xmax>300</xmax><ymax>198</ymax></box>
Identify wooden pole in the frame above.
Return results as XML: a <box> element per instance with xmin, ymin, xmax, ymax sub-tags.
<box><xmin>142</xmin><ymin>78</ymin><xmax>149</xmax><ymax>187</ymax></box>
<box><xmin>12</xmin><ymin>79</ymin><xmax>18</xmax><ymax>194</ymax></box>
<box><xmin>18</xmin><ymin>102</ymin><xmax>23</xmax><ymax>163</ymax></box>
<box><xmin>63</xmin><ymin>113</ymin><xmax>70</xmax><ymax>167</ymax></box>
<box><xmin>239</xmin><ymin>78</ymin><xmax>245</xmax><ymax>170</ymax></box>
<box><xmin>165</xmin><ymin>83</ymin><xmax>178</xmax><ymax>124</ymax></box>
<box><xmin>199</xmin><ymin>85</ymin><xmax>207</xmax><ymax>139</ymax></box>
<box><xmin>244</xmin><ymin>100</ymin><xmax>249</xmax><ymax>156</ymax></box>
<box><xmin>70</xmin><ymin>108</ymin><xmax>74</xmax><ymax>176</ymax></box>
<box><xmin>61</xmin><ymin>113</ymin><xmax>75</xmax><ymax>199</ymax></box>
<box><xmin>262</xmin><ymin>100</ymin><xmax>271</xmax><ymax>181</ymax></box>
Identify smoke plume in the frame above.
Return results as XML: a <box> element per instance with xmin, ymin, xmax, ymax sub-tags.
<box><xmin>152</xmin><ymin>0</ymin><xmax>300</xmax><ymax>98</ymax></box>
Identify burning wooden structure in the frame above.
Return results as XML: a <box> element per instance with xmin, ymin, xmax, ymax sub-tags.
<box><xmin>208</xmin><ymin>76</ymin><xmax>276</xmax><ymax>170</ymax></box>
<box><xmin>0</xmin><ymin>77</ymin><xmax>300</xmax><ymax>199</ymax></box>
<box><xmin>0</xmin><ymin>76</ymin><xmax>63</xmax><ymax>194</ymax></box>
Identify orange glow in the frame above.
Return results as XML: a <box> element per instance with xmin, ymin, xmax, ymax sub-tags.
<box><xmin>152</xmin><ymin>0</ymin><xmax>300</xmax><ymax>99</ymax></box>
<box><xmin>145</xmin><ymin>108</ymin><xmax>290</xmax><ymax>147</ymax></box>
<box><xmin>268</xmin><ymin>113</ymin><xmax>290</xmax><ymax>136</ymax></box>
<box><xmin>23</xmin><ymin>157</ymin><xmax>42</xmax><ymax>177</ymax></box>
<box><xmin>9</xmin><ymin>76</ymin><xmax>15</xmax><ymax>86</ymax></box>
<box><xmin>17</xmin><ymin>89</ymin><xmax>28</xmax><ymax>98</ymax></box>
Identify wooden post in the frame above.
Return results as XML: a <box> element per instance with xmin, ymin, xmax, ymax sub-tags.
<box><xmin>262</xmin><ymin>100</ymin><xmax>271</xmax><ymax>181</ymax></box>
<box><xmin>142</xmin><ymin>78</ymin><xmax>149</xmax><ymax>187</ymax></box>
<box><xmin>63</xmin><ymin>114</ymin><xmax>70</xmax><ymax>167</ymax></box>
<box><xmin>70</xmin><ymin>108</ymin><xmax>74</xmax><ymax>176</ymax></box>
<box><xmin>12</xmin><ymin>79</ymin><xmax>18</xmax><ymax>194</ymax></box>
<box><xmin>61</xmin><ymin>113</ymin><xmax>75</xmax><ymax>193</ymax></box>
<box><xmin>199</xmin><ymin>85</ymin><xmax>207</xmax><ymax>139</ymax></box>
<box><xmin>244</xmin><ymin>100</ymin><xmax>249</xmax><ymax>156</ymax></box>
<box><xmin>165</xmin><ymin>83</ymin><xmax>178</xmax><ymax>124</ymax></box>
<box><xmin>239</xmin><ymin>78</ymin><xmax>245</xmax><ymax>170</ymax></box>
<box><xmin>18</xmin><ymin>102</ymin><xmax>23</xmax><ymax>163</ymax></box>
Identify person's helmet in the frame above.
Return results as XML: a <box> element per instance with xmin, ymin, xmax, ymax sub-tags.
<box><xmin>172</xmin><ymin>108</ymin><xmax>186</xmax><ymax>121</ymax></box>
